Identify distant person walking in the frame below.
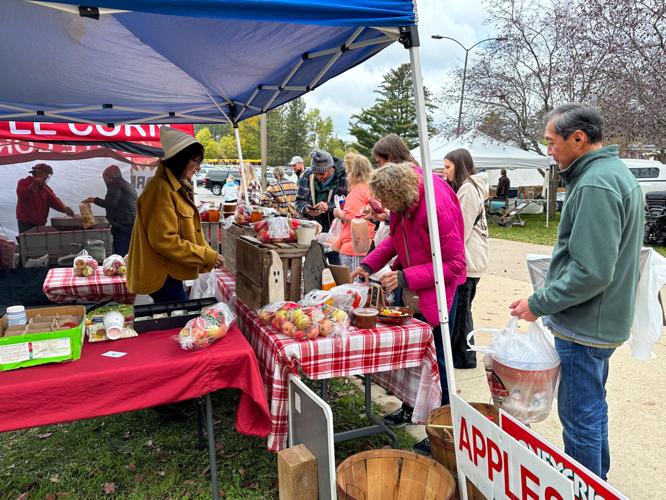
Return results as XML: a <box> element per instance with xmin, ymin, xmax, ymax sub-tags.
<box><xmin>261</xmin><ymin>167</ymin><xmax>298</xmax><ymax>216</ymax></box>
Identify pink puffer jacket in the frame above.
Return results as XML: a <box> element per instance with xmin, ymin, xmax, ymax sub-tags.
<box><xmin>361</xmin><ymin>172</ymin><xmax>467</xmax><ymax>326</ymax></box>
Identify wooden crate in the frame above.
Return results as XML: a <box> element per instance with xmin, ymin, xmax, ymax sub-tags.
<box><xmin>220</xmin><ymin>223</ymin><xmax>255</xmax><ymax>274</ymax></box>
<box><xmin>201</xmin><ymin>221</ymin><xmax>224</xmax><ymax>253</ymax></box>
<box><xmin>236</xmin><ymin>235</ymin><xmax>309</xmax><ymax>310</ymax></box>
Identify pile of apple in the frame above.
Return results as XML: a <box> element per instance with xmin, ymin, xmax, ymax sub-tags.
<box><xmin>177</xmin><ymin>316</ymin><xmax>227</xmax><ymax>350</ymax></box>
<box><xmin>102</xmin><ymin>255</ymin><xmax>127</xmax><ymax>276</ymax></box>
<box><xmin>73</xmin><ymin>256</ymin><xmax>99</xmax><ymax>277</ymax></box>
<box><xmin>252</xmin><ymin>218</ymin><xmax>300</xmax><ymax>244</ymax></box>
<box><xmin>258</xmin><ymin>301</ymin><xmax>349</xmax><ymax>340</ymax></box>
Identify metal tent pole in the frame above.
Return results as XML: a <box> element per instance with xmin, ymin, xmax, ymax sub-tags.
<box><xmin>260</xmin><ymin>113</ymin><xmax>268</xmax><ymax>189</ymax></box>
<box><xmin>546</xmin><ymin>165</ymin><xmax>550</xmax><ymax>228</ymax></box>
<box><xmin>405</xmin><ymin>26</ymin><xmax>468</xmax><ymax>500</ymax></box>
<box><xmin>234</xmin><ymin>126</ymin><xmax>251</xmax><ymax>205</ymax></box>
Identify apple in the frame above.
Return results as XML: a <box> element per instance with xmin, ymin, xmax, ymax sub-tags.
<box><xmin>104</xmin><ymin>267</ymin><xmax>115</xmax><ymax>276</ymax></box>
<box><xmin>293</xmin><ymin>330</ymin><xmax>307</xmax><ymax>340</ymax></box>
<box><xmin>282</xmin><ymin>321</ymin><xmax>296</xmax><ymax>336</ymax></box>
<box><xmin>306</xmin><ymin>327</ymin><xmax>319</xmax><ymax>340</ymax></box>
<box><xmin>319</xmin><ymin>319</ymin><xmax>334</xmax><ymax>337</ymax></box>
<box><xmin>294</xmin><ymin>315</ymin><xmax>311</xmax><ymax>330</ymax></box>
<box><xmin>117</xmin><ymin>265</ymin><xmax>127</xmax><ymax>275</ymax></box>
<box><xmin>74</xmin><ymin>259</ymin><xmax>86</xmax><ymax>270</ymax></box>
<box><xmin>82</xmin><ymin>266</ymin><xmax>94</xmax><ymax>277</ymax></box>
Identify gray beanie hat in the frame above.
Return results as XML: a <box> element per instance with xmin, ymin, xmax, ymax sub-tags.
<box><xmin>310</xmin><ymin>150</ymin><xmax>334</xmax><ymax>173</ymax></box>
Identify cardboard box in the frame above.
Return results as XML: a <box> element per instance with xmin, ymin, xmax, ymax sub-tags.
<box><xmin>0</xmin><ymin>305</ymin><xmax>85</xmax><ymax>371</ymax></box>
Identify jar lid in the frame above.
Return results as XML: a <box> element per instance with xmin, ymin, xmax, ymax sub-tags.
<box><xmin>6</xmin><ymin>305</ymin><xmax>25</xmax><ymax>314</ymax></box>
<box><xmin>354</xmin><ymin>308</ymin><xmax>378</xmax><ymax>317</ymax></box>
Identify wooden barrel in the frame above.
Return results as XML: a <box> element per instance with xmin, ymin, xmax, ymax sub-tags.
<box><xmin>336</xmin><ymin>449</ymin><xmax>455</xmax><ymax>500</ymax></box>
<box><xmin>426</xmin><ymin>403</ymin><xmax>498</xmax><ymax>500</ymax></box>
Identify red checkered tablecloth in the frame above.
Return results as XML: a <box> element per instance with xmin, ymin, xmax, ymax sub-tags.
<box><xmin>216</xmin><ymin>268</ymin><xmax>441</xmax><ymax>452</ymax></box>
<box><xmin>43</xmin><ymin>267</ymin><xmax>136</xmax><ymax>304</ymax></box>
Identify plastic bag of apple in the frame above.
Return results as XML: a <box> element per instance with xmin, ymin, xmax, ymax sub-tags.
<box><xmin>72</xmin><ymin>250</ymin><xmax>99</xmax><ymax>277</ymax></box>
<box><xmin>258</xmin><ymin>301</ymin><xmax>349</xmax><ymax>340</ymax></box>
<box><xmin>175</xmin><ymin>302</ymin><xmax>236</xmax><ymax>350</ymax></box>
<box><xmin>252</xmin><ymin>217</ymin><xmax>300</xmax><ymax>244</ymax></box>
<box><xmin>102</xmin><ymin>254</ymin><xmax>127</xmax><ymax>276</ymax></box>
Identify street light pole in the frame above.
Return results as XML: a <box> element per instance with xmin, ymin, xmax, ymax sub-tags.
<box><xmin>431</xmin><ymin>35</ymin><xmax>507</xmax><ymax>136</ymax></box>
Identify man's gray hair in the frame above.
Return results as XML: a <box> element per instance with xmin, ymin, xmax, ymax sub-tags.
<box><xmin>544</xmin><ymin>103</ymin><xmax>603</xmax><ymax>144</ymax></box>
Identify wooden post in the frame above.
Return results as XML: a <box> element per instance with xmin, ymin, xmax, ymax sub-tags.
<box><xmin>278</xmin><ymin>444</ymin><xmax>317</xmax><ymax>500</ymax></box>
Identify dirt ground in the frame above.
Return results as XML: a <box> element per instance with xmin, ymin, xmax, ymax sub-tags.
<box><xmin>372</xmin><ymin>238</ymin><xmax>665</xmax><ymax>499</ymax></box>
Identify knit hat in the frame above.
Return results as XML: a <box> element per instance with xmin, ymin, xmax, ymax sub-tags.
<box><xmin>31</xmin><ymin>163</ymin><xmax>53</xmax><ymax>175</ymax></box>
<box><xmin>289</xmin><ymin>155</ymin><xmax>304</xmax><ymax>165</ymax></box>
<box><xmin>309</xmin><ymin>150</ymin><xmax>334</xmax><ymax>173</ymax></box>
<box><xmin>103</xmin><ymin>165</ymin><xmax>122</xmax><ymax>184</ymax></box>
<box><xmin>160</xmin><ymin>126</ymin><xmax>198</xmax><ymax>160</ymax></box>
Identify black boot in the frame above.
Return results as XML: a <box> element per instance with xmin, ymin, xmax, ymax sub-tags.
<box><xmin>382</xmin><ymin>406</ymin><xmax>413</xmax><ymax>428</ymax></box>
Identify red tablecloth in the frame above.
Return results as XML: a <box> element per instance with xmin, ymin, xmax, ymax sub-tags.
<box><xmin>0</xmin><ymin>324</ymin><xmax>271</xmax><ymax>438</ymax></box>
<box><xmin>216</xmin><ymin>269</ymin><xmax>441</xmax><ymax>452</ymax></box>
<box><xmin>43</xmin><ymin>267</ymin><xmax>136</xmax><ymax>304</ymax></box>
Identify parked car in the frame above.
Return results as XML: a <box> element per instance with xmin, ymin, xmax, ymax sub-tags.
<box><xmin>204</xmin><ymin>166</ymin><xmax>241</xmax><ymax>195</ymax></box>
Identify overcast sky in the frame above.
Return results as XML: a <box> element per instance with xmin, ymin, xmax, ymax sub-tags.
<box><xmin>303</xmin><ymin>0</ymin><xmax>494</xmax><ymax>143</ymax></box>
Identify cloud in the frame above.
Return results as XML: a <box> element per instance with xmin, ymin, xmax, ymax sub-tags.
<box><xmin>304</xmin><ymin>0</ymin><xmax>494</xmax><ymax>141</ymax></box>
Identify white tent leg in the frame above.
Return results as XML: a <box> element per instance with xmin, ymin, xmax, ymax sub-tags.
<box><xmin>234</xmin><ymin>126</ymin><xmax>250</xmax><ymax>205</ymax></box>
<box><xmin>546</xmin><ymin>165</ymin><xmax>550</xmax><ymax>228</ymax></box>
<box><xmin>260</xmin><ymin>113</ymin><xmax>268</xmax><ymax>189</ymax></box>
<box><xmin>408</xmin><ymin>39</ymin><xmax>468</xmax><ymax>500</ymax></box>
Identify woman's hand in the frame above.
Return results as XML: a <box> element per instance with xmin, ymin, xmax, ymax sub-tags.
<box><xmin>350</xmin><ymin>266</ymin><xmax>370</xmax><ymax>283</ymax></box>
<box><xmin>333</xmin><ymin>208</ymin><xmax>346</xmax><ymax>221</ymax></box>
<box><xmin>215</xmin><ymin>254</ymin><xmax>225</xmax><ymax>269</ymax></box>
<box><xmin>380</xmin><ymin>271</ymin><xmax>400</xmax><ymax>293</ymax></box>
<box><xmin>82</xmin><ymin>197</ymin><xmax>95</xmax><ymax>204</ymax></box>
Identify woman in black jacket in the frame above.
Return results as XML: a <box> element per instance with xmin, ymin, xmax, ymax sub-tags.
<box><xmin>83</xmin><ymin>164</ymin><xmax>137</xmax><ymax>255</ymax></box>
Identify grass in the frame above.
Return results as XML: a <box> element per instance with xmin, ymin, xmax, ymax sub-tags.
<box><xmin>488</xmin><ymin>211</ymin><xmax>666</xmax><ymax>257</ymax></box>
<box><xmin>0</xmin><ymin>376</ymin><xmax>416</xmax><ymax>499</ymax></box>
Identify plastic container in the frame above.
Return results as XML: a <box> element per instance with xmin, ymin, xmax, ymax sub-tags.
<box><xmin>103</xmin><ymin>311</ymin><xmax>124</xmax><ymax>340</ymax></box>
<box><xmin>353</xmin><ymin>308</ymin><xmax>378</xmax><ymax>329</ymax></box>
<box><xmin>297</xmin><ymin>225</ymin><xmax>317</xmax><ymax>245</ymax></box>
<box><xmin>6</xmin><ymin>305</ymin><xmax>27</xmax><ymax>326</ymax></box>
<box><xmin>350</xmin><ymin>218</ymin><xmax>370</xmax><ymax>255</ymax></box>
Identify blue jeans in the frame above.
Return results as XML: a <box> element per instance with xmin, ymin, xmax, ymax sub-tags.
<box><xmin>150</xmin><ymin>276</ymin><xmax>188</xmax><ymax>304</ymax></box>
<box><xmin>555</xmin><ymin>337</ymin><xmax>615</xmax><ymax>480</ymax></box>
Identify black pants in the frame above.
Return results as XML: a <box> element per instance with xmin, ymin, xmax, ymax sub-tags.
<box><xmin>150</xmin><ymin>276</ymin><xmax>188</xmax><ymax>304</ymax></box>
<box><xmin>450</xmin><ymin>277</ymin><xmax>479</xmax><ymax>368</ymax></box>
<box><xmin>111</xmin><ymin>225</ymin><xmax>132</xmax><ymax>256</ymax></box>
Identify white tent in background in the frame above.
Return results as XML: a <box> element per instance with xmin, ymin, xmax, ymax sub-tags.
<box><xmin>411</xmin><ymin>130</ymin><xmax>550</xmax><ymax>171</ymax></box>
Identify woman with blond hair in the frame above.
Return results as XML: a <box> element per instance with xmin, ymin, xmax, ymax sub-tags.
<box><xmin>331</xmin><ymin>153</ymin><xmax>376</xmax><ymax>271</ymax></box>
<box><xmin>238</xmin><ymin>162</ymin><xmax>262</xmax><ymax>205</ymax></box>
<box><xmin>351</xmin><ymin>161</ymin><xmax>466</xmax><ymax>456</ymax></box>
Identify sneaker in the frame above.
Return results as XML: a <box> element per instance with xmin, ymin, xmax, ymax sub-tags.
<box><xmin>382</xmin><ymin>407</ymin><xmax>413</xmax><ymax>428</ymax></box>
<box><xmin>411</xmin><ymin>437</ymin><xmax>431</xmax><ymax>456</ymax></box>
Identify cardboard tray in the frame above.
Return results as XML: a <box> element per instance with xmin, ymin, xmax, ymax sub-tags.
<box><xmin>0</xmin><ymin>305</ymin><xmax>86</xmax><ymax>371</ymax></box>
<box><xmin>133</xmin><ymin>297</ymin><xmax>217</xmax><ymax>333</ymax></box>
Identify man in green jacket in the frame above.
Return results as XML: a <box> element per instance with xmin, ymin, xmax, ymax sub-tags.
<box><xmin>510</xmin><ymin>103</ymin><xmax>643</xmax><ymax>480</ymax></box>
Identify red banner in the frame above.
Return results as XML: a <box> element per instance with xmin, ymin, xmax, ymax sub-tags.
<box><xmin>0</xmin><ymin>122</ymin><xmax>193</xmax><ymax>144</ymax></box>
<box><xmin>0</xmin><ymin>140</ymin><xmax>157</xmax><ymax>165</ymax></box>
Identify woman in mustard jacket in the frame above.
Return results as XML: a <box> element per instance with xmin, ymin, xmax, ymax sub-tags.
<box><xmin>127</xmin><ymin>127</ymin><xmax>224</xmax><ymax>303</ymax></box>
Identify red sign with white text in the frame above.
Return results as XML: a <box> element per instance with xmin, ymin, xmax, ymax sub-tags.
<box><xmin>0</xmin><ymin>122</ymin><xmax>193</xmax><ymax>144</ymax></box>
<box><xmin>500</xmin><ymin>411</ymin><xmax>627</xmax><ymax>500</ymax></box>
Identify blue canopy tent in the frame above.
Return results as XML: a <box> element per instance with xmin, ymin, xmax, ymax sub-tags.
<box><xmin>1</xmin><ymin>1</ymin><xmax>469</xmax><ymax>498</ymax></box>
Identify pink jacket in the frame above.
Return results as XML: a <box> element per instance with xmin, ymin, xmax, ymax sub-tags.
<box><xmin>361</xmin><ymin>173</ymin><xmax>467</xmax><ymax>327</ymax></box>
<box><xmin>333</xmin><ymin>183</ymin><xmax>376</xmax><ymax>256</ymax></box>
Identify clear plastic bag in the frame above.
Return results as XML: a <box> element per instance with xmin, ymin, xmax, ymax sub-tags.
<box><xmin>174</xmin><ymin>302</ymin><xmax>235</xmax><ymax>350</ymax></box>
<box><xmin>189</xmin><ymin>272</ymin><xmax>224</xmax><ymax>301</ymax></box>
<box><xmin>257</xmin><ymin>301</ymin><xmax>349</xmax><ymax>340</ymax></box>
<box><xmin>252</xmin><ymin>218</ymin><xmax>298</xmax><ymax>243</ymax></box>
<box><xmin>299</xmin><ymin>284</ymin><xmax>369</xmax><ymax>313</ymax></box>
<box><xmin>102</xmin><ymin>254</ymin><xmax>126</xmax><ymax>276</ymax></box>
<box><xmin>468</xmin><ymin>317</ymin><xmax>560</xmax><ymax>423</ymax></box>
<box><xmin>73</xmin><ymin>249</ymin><xmax>99</xmax><ymax>277</ymax></box>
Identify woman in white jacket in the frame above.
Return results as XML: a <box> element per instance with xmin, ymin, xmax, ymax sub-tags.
<box><xmin>443</xmin><ymin>148</ymin><xmax>489</xmax><ymax>368</ymax></box>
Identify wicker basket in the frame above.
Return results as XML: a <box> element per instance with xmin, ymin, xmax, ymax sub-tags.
<box><xmin>336</xmin><ymin>449</ymin><xmax>455</xmax><ymax>500</ymax></box>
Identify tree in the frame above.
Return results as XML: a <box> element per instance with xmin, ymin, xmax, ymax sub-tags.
<box><xmin>348</xmin><ymin>63</ymin><xmax>437</xmax><ymax>159</ymax></box>
<box><xmin>281</xmin><ymin>99</ymin><xmax>310</xmax><ymax>161</ymax></box>
<box><xmin>305</xmin><ymin>109</ymin><xmax>346</xmax><ymax>158</ymax></box>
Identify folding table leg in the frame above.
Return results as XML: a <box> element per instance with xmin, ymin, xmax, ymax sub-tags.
<box><xmin>204</xmin><ymin>394</ymin><xmax>219</xmax><ymax>500</ymax></box>
<box><xmin>195</xmin><ymin>398</ymin><xmax>205</xmax><ymax>450</ymax></box>
<box><xmin>333</xmin><ymin>374</ymin><xmax>399</xmax><ymax>448</ymax></box>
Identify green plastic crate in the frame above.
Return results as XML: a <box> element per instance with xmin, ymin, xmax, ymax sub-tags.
<box><xmin>0</xmin><ymin>305</ymin><xmax>85</xmax><ymax>371</ymax></box>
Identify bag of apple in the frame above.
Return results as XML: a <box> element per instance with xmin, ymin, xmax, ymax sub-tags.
<box><xmin>258</xmin><ymin>301</ymin><xmax>349</xmax><ymax>340</ymax></box>
<box><xmin>102</xmin><ymin>254</ymin><xmax>127</xmax><ymax>276</ymax></box>
<box><xmin>175</xmin><ymin>302</ymin><xmax>236</xmax><ymax>350</ymax></box>
<box><xmin>252</xmin><ymin>217</ymin><xmax>299</xmax><ymax>244</ymax></box>
<box><xmin>72</xmin><ymin>250</ymin><xmax>99</xmax><ymax>277</ymax></box>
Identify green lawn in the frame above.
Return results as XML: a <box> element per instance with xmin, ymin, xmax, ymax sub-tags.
<box><xmin>0</xmin><ymin>376</ymin><xmax>415</xmax><ymax>499</ymax></box>
<box><xmin>488</xmin><ymin>212</ymin><xmax>666</xmax><ymax>257</ymax></box>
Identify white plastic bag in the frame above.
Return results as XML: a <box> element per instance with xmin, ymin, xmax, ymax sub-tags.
<box><xmin>102</xmin><ymin>254</ymin><xmax>126</xmax><ymax>276</ymax></box>
<box><xmin>73</xmin><ymin>249</ymin><xmax>99</xmax><ymax>277</ymax></box>
<box><xmin>468</xmin><ymin>317</ymin><xmax>560</xmax><ymax>423</ymax></box>
<box><xmin>189</xmin><ymin>272</ymin><xmax>224</xmax><ymax>301</ymax></box>
<box><xmin>299</xmin><ymin>284</ymin><xmax>369</xmax><ymax>312</ymax></box>
<box><xmin>174</xmin><ymin>302</ymin><xmax>235</xmax><ymax>350</ymax></box>
<box><xmin>373</xmin><ymin>221</ymin><xmax>390</xmax><ymax>247</ymax></box>
<box><xmin>268</xmin><ymin>217</ymin><xmax>290</xmax><ymax>240</ymax></box>
<box><xmin>629</xmin><ymin>249</ymin><xmax>666</xmax><ymax>360</ymax></box>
